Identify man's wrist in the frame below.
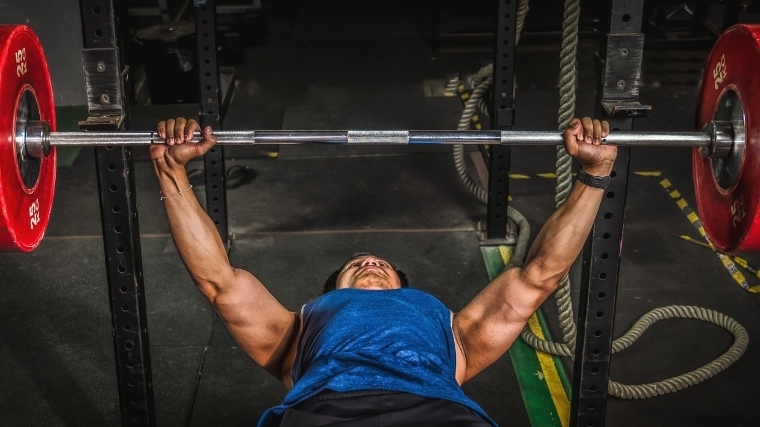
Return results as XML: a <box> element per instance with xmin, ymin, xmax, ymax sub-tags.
<box><xmin>153</xmin><ymin>158</ymin><xmax>191</xmax><ymax>193</ymax></box>
<box><xmin>153</xmin><ymin>156</ymin><xmax>186</xmax><ymax>173</ymax></box>
<box><xmin>153</xmin><ymin>158</ymin><xmax>189</xmax><ymax>185</ymax></box>
<box><xmin>579</xmin><ymin>161</ymin><xmax>613</xmax><ymax>177</ymax></box>
<box><xmin>577</xmin><ymin>166</ymin><xmax>610</xmax><ymax>190</ymax></box>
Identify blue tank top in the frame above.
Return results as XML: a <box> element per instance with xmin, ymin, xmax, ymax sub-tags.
<box><xmin>257</xmin><ymin>288</ymin><xmax>497</xmax><ymax>427</ymax></box>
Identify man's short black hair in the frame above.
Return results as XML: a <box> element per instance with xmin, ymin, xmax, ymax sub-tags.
<box><xmin>323</xmin><ymin>252</ymin><xmax>409</xmax><ymax>294</ymax></box>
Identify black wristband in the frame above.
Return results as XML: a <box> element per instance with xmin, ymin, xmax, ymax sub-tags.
<box><xmin>576</xmin><ymin>167</ymin><xmax>610</xmax><ymax>189</ymax></box>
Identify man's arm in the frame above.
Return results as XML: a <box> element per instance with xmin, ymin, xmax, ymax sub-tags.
<box><xmin>453</xmin><ymin>117</ymin><xmax>615</xmax><ymax>383</ymax></box>
<box><xmin>151</xmin><ymin>118</ymin><xmax>299</xmax><ymax>383</ymax></box>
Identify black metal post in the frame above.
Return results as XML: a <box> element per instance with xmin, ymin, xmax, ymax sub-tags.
<box><xmin>570</xmin><ymin>1</ymin><xmax>645</xmax><ymax>426</ymax></box>
<box><xmin>722</xmin><ymin>0</ymin><xmax>741</xmax><ymax>30</ymax></box>
<box><xmin>430</xmin><ymin>0</ymin><xmax>441</xmax><ymax>53</ymax></box>
<box><xmin>486</xmin><ymin>0</ymin><xmax>516</xmax><ymax>242</ymax></box>
<box><xmin>78</xmin><ymin>0</ymin><xmax>156</xmax><ymax>425</ymax></box>
<box><xmin>195</xmin><ymin>0</ymin><xmax>229</xmax><ymax>244</ymax></box>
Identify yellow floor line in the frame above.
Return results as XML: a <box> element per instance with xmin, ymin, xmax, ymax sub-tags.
<box><xmin>528</xmin><ymin>315</ymin><xmax>570</xmax><ymax>427</ymax></box>
<box><xmin>536</xmin><ymin>173</ymin><xmax>557</xmax><ymax>179</ymax></box>
<box><xmin>659</xmin><ymin>178</ymin><xmax>757</xmax><ymax>293</ymax></box>
<box><xmin>498</xmin><ymin>246</ymin><xmax>513</xmax><ymax>263</ymax></box>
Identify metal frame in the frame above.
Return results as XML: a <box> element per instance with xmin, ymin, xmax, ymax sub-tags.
<box><xmin>486</xmin><ymin>0</ymin><xmax>517</xmax><ymax>242</ymax></box>
<box><xmin>195</xmin><ymin>0</ymin><xmax>229</xmax><ymax>244</ymax></box>
<box><xmin>78</xmin><ymin>0</ymin><xmax>156</xmax><ymax>425</ymax></box>
<box><xmin>570</xmin><ymin>1</ymin><xmax>645</xmax><ymax>426</ymax></box>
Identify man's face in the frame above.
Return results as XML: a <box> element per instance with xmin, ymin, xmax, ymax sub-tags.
<box><xmin>335</xmin><ymin>254</ymin><xmax>402</xmax><ymax>291</ymax></box>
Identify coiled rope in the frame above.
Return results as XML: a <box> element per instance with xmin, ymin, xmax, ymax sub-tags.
<box><xmin>453</xmin><ymin>65</ymin><xmax>492</xmax><ymax>203</ymax></box>
<box><xmin>516</xmin><ymin>0</ymin><xmax>748</xmax><ymax>399</ymax></box>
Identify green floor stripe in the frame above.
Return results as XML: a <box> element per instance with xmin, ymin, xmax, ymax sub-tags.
<box><xmin>480</xmin><ymin>246</ymin><xmax>565</xmax><ymax>427</ymax></box>
<box><xmin>535</xmin><ymin>309</ymin><xmax>572</xmax><ymax>397</ymax></box>
<box><xmin>54</xmin><ymin>106</ymin><xmax>88</xmax><ymax>166</ymax></box>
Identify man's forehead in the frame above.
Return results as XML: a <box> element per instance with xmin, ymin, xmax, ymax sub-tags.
<box><xmin>348</xmin><ymin>251</ymin><xmax>374</xmax><ymax>261</ymax></box>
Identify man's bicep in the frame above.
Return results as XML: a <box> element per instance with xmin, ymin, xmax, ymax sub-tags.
<box><xmin>454</xmin><ymin>268</ymin><xmax>548</xmax><ymax>382</ymax></box>
<box><xmin>213</xmin><ymin>268</ymin><xmax>299</xmax><ymax>377</ymax></box>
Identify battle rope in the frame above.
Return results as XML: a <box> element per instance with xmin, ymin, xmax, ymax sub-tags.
<box><xmin>516</xmin><ymin>0</ymin><xmax>748</xmax><ymax>399</ymax></box>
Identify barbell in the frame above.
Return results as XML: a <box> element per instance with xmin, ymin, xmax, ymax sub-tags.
<box><xmin>1</xmin><ymin>24</ymin><xmax>759</xmax><ymax>253</ymax></box>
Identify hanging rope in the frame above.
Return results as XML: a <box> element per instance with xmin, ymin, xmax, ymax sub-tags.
<box><xmin>554</xmin><ymin>0</ymin><xmax>579</xmax><ymax>209</ymax></box>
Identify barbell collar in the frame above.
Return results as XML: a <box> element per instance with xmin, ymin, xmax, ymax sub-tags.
<box><xmin>701</xmin><ymin>120</ymin><xmax>734</xmax><ymax>159</ymax></box>
<box><xmin>20</xmin><ymin>120</ymin><xmax>51</xmax><ymax>159</ymax></box>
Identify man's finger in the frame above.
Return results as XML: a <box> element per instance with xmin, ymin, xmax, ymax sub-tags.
<box><xmin>602</xmin><ymin>120</ymin><xmax>610</xmax><ymax>138</ymax></box>
<box><xmin>165</xmin><ymin>119</ymin><xmax>175</xmax><ymax>144</ymax></box>
<box><xmin>203</xmin><ymin>126</ymin><xmax>217</xmax><ymax>144</ymax></box>
<box><xmin>174</xmin><ymin>117</ymin><xmax>188</xmax><ymax>142</ymax></box>
<box><xmin>189</xmin><ymin>126</ymin><xmax>217</xmax><ymax>158</ymax></box>
<box><xmin>593</xmin><ymin>119</ymin><xmax>602</xmax><ymax>144</ymax></box>
<box><xmin>565</xmin><ymin>119</ymin><xmax>582</xmax><ymax>142</ymax></box>
<box><xmin>567</xmin><ymin>118</ymin><xmax>581</xmax><ymax>132</ymax></box>
<box><xmin>564</xmin><ymin>119</ymin><xmax>581</xmax><ymax>156</ymax></box>
<box><xmin>186</xmin><ymin>119</ymin><xmax>200</xmax><ymax>141</ymax></box>
<box><xmin>157</xmin><ymin>121</ymin><xmax>166</xmax><ymax>139</ymax></box>
<box><xmin>581</xmin><ymin>117</ymin><xmax>593</xmax><ymax>142</ymax></box>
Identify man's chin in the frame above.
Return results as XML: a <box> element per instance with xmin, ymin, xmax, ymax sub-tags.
<box><xmin>352</xmin><ymin>277</ymin><xmax>392</xmax><ymax>290</ymax></box>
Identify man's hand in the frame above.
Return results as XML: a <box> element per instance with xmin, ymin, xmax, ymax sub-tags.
<box><xmin>564</xmin><ymin>117</ymin><xmax>617</xmax><ymax>176</ymax></box>
<box><xmin>150</xmin><ymin>117</ymin><xmax>216</xmax><ymax>169</ymax></box>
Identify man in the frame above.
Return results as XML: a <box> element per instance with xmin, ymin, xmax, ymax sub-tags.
<box><xmin>152</xmin><ymin>117</ymin><xmax>615</xmax><ymax>426</ymax></box>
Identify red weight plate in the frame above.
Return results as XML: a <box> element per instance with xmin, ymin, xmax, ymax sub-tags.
<box><xmin>694</xmin><ymin>24</ymin><xmax>760</xmax><ymax>252</ymax></box>
<box><xmin>0</xmin><ymin>25</ymin><xmax>56</xmax><ymax>252</ymax></box>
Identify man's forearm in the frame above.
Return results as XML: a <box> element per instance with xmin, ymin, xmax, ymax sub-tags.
<box><xmin>522</xmin><ymin>181</ymin><xmax>605</xmax><ymax>289</ymax></box>
<box><xmin>153</xmin><ymin>159</ymin><xmax>233</xmax><ymax>300</ymax></box>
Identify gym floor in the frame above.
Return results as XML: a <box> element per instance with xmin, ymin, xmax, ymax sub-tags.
<box><xmin>2</xmin><ymin>2</ymin><xmax>760</xmax><ymax>426</ymax></box>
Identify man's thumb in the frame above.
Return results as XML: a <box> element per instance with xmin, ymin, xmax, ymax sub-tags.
<box><xmin>203</xmin><ymin>126</ymin><xmax>217</xmax><ymax>144</ymax></box>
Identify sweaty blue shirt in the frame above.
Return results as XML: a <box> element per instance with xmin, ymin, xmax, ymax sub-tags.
<box><xmin>257</xmin><ymin>288</ymin><xmax>496</xmax><ymax>426</ymax></box>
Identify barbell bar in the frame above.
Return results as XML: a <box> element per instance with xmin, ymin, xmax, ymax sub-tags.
<box><xmin>1</xmin><ymin>24</ymin><xmax>760</xmax><ymax>254</ymax></box>
<box><xmin>20</xmin><ymin>120</ymin><xmax>720</xmax><ymax>155</ymax></box>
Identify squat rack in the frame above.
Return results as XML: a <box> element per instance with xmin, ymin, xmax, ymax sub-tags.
<box><xmin>573</xmin><ymin>1</ymin><xmax>644</xmax><ymax>426</ymax></box>
<box><xmin>79</xmin><ymin>0</ymin><xmax>156</xmax><ymax>425</ymax></box>
<box><xmin>77</xmin><ymin>0</ymin><xmax>645</xmax><ymax>426</ymax></box>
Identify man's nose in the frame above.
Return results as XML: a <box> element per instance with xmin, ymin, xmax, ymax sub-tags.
<box><xmin>361</xmin><ymin>257</ymin><xmax>381</xmax><ymax>267</ymax></box>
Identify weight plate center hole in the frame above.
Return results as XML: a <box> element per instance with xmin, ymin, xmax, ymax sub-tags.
<box><xmin>712</xmin><ymin>89</ymin><xmax>745</xmax><ymax>190</ymax></box>
<box><xmin>15</xmin><ymin>88</ymin><xmax>42</xmax><ymax>190</ymax></box>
